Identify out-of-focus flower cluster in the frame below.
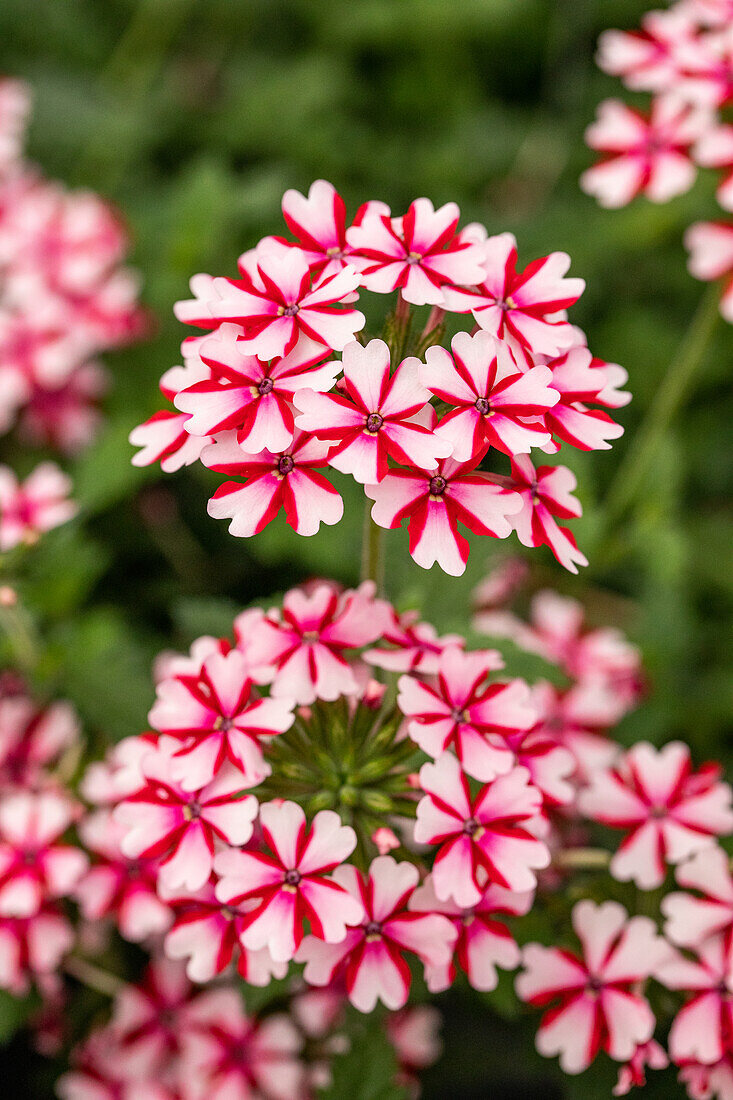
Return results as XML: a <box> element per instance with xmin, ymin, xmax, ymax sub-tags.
<box><xmin>585</xmin><ymin>0</ymin><xmax>733</xmax><ymax>322</ymax></box>
<box><xmin>0</xmin><ymin>78</ymin><xmax>146</xmax><ymax>452</ymax></box>
<box><xmin>131</xmin><ymin>182</ymin><xmax>629</xmax><ymax>575</ymax></box>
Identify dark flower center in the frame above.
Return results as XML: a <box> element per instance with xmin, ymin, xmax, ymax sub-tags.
<box><xmin>278</xmin><ymin>455</ymin><xmax>295</xmax><ymax>476</ymax></box>
<box><xmin>429</xmin><ymin>475</ymin><xmax>447</xmax><ymax>496</ymax></box>
<box><xmin>475</xmin><ymin>397</ymin><xmax>490</xmax><ymax>415</ymax></box>
<box><xmin>258</xmin><ymin>377</ymin><xmax>274</xmax><ymax>396</ymax></box>
<box><xmin>463</xmin><ymin>817</ymin><xmax>480</xmax><ymax>837</ymax></box>
<box><xmin>364</xmin><ymin>920</ymin><xmax>381</xmax><ymax>937</ymax></box>
<box><xmin>279</xmin><ymin>304</ymin><xmax>300</xmax><ymax>317</ymax></box>
<box><xmin>365</xmin><ymin>413</ymin><xmax>383</xmax><ymax>433</ymax></box>
<box><xmin>406</xmin><ymin>251</ymin><xmax>422</xmax><ymax>264</ymax></box>
<box><xmin>284</xmin><ymin>869</ymin><xmax>301</xmax><ymax>887</ymax></box>
<box><xmin>587</xmin><ymin>976</ymin><xmax>603</xmax><ymax>993</ymax></box>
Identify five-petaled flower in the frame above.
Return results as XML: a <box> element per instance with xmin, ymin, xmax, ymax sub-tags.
<box><xmin>397</xmin><ymin>645</ymin><xmax>536</xmax><ymax>781</ymax></box>
<box><xmin>516</xmin><ymin>899</ymin><xmax>670</xmax><ymax>1075</ymax></box>
<box><xmin>421</xmin><ymin>330</ymin><xmax>559</xmax><ymax>461</ymax></box>
<box><xmin>346</xmin><ymin>197</ymin><xmax>486</xmax><ymax>306</ymax></box>
<box><xmin>499</xmin><ymin>454</ymin><xmax>589</xmax><ymax>574</ymax></box>
<box><xmin>657</xmin><ymin>932</ymin><xmax>733</xmax><ymax>1068</ymax></box>
<box><xmin>579</xmin><ymin>740</ymin><xmax>733</xmax><ymax>889</ymax></box>
<box><xmin>214</xmin><ymin>800</ymin><xmax>364</xmax><ymax>962</ymax></box>
<box><xmin>296</xmin><ymin>855</ymin><xmax>457</xmax><ymax>1012</ymax></box>
<box><xmin>0</xmin><ymin>790</ymin><xmax>87</xmax><ymax>917</ymax></box>
<box><xmin>295</xmin><ymin>338</ymin><xmax>451</xmax><ymax>484</ymax></box>
<box><xmin>414</xmin><ymin>752</ymin><xmax>550</xmax><ymax>907</ymax></box>
<box><xmin>148</xmin><ymin>647</ymin><xmax>295</xmax><ymax>790</ymax></box>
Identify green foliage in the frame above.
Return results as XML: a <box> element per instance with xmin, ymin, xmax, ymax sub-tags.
<box><xmin>321</xmin><ymin>1010</ymin><xmax>407</xmax><ymax>1100</ymax></box>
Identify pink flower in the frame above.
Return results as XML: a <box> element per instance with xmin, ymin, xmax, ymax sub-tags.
<box><xmin>0</xmin><ymin>689</ymin><xmax>78</xmax><ymax>790</ymax></box>
<box><xmin>658</xmin><ymin>933</ymin><xmax>733</xmax><ymax>1067</ymax></box>
<box><xmin>162</xmin><ymin>880</ymin><xmax>287</xmax><ymax>986</ymax></box>
<box><xmin>542</xmin><ymin>345</ymin><xmax>625</xmax><ymax>452</ymax></box>
<box><xmin>397</xmin><ymin>646</ymin><xmax>535</xmax><ymax>782</ymax></box>
<box><xmin>0</xmin><ymin>461</ymin><xmax>77</xmax><ymax>550</ymax></box>
<box><xmin>516</xmin><ymin>899</ymin><xmax>670</xmax><ymax>1074</ymax></box>
<box><xmin>414</xmin><ymin>753</ymin><xmax>550</xmax><ymax>907</ymax></box>
<box><xmin>57</xmin><ymin>1027</ymin><xmax>177</xmax><ymax>1100</ymax></box>
<box><xmin>110</xmin><ymin>957</ymin><xmax>192</xmax><ymax>1080</ymax></box>
<box><xmin>0</xmin><ymin>905</ymin><xmax>74</xmax><ymax>994</ymax></box>
<box><xmin>506</xmin><ymin>724</ymin><xmax>576</xmax><ymax>809</ymax></box>
<box><xmin>596</xmin><ymin>9</ymin><xmax>694</xmax><ymax>93</ymax></box>
<box><xmin>363</xmin><ymin>606</ymin><xmax>464</xmax><ymax>676</ymax></box>
<box><xmin>179</xmin><ymin>987</ymin><xmax>306</xmax><ymax>1100</ymax></box>
<box><xmin>76</xmin><ymin>809</ymin><xmax>172</xmax><ymax>943</ymax></box>
<box><xmin>694</xmin><ymin>122</ymin><xmax>733</xmax><ymax>210</ymax></box>
<box><xmin>294</xmin><ymin>338</ymin><xmax>451</xmax><ymax>483</ymax></box>
<box><xmin>662</xmin><ymin>845</ymin><xmax>733</xmax><ymax>948</ymax></box>
<box><xmin>613</xmin><ymin>1041</ymin><xmax>669</xmax><ymax>1097</ymax></box>
<box><xmin>582</xmin><ymin>97</ymin><xmax>707</xmax><ymax>208</ymax></box>
<box><xmin>183</xmin><ymin>241</ymin><xmax>365</xmax><ymax>360</ymax></box>
<box><xmin>202</xmin><ymin>428</ymin><xmax>344</xmax><ymax>538</ymax></box>
<box><xmin>499</xmin><ymin>454</ymin><xmax>588</xmax><ymax>574</ymax></box>
<box><xmin>0</xmin><ymin>790</ymin><xmax>87</xmax><ymax>917</ymax></box>
<box><xmin>296</xmin><ymin>855</ymin><xmax>457</xmax><ymax>1012</ymax></box>
<box><xmin>175</xmin><ymin>322</ymin><xmax>339</xmax><ymax>454</ymax></box>
<box><xmin>214</xmin><ymin>801</ymin><xmax>363</xmax><ymax>962</ymax></box>
<box><xmin>366</xmin><ymin>453</ymin><xmax>522</xmax><ymax>578</ymax></box>
<box><xmin>114</xmin><ymin>739</ymin><xmax>258</xmax><ymax>894</ymax></box>
<box><xmin>387</xmin><ymin>1006</ymin><xmax>443</xmax><ymax>1089</ymax></box>
<box><xmin>421</xmin><ymin>330</ymin><xmax>558</xmax><ymax>461</ymax></box>
<box><xmin>371</xmin><ymin>827</ymin><xmax>400</xmax><ymax>855</ymax></box>
<box><xmin>678</xmin><ymin>1055</ymin><xmax>733</xmax><ymax>1100</ymax></box>
<box><xmin>20</xmin><ymin>360</ymin><xmax>107</xmax><ymax>454</ymax></box>
<box><xmin>443</xmin><ymin>232</ymin><xmax>585</xmax><ymax>363</ymax></box>
<box><xmin>346</xmin><ymin>197</ymin><xmax>486</xmax><ymax>306</ymax></box>
<box><xmin>130</xmin><ymin>344</ymin><xmax>213</xmax><ymax>472</ymax></box>
<box><xmin>579</xmin><ymin>741</ymin><xmax>733</xmax><ymax>889</ymax></box>
<box><xmin>148</xmin><ymin>647</ymin><xmax>295</xmax><ymax>789</ymax></box>
<box><xmin>409</xmin><ymin>874</ymin><xmax>533</xmax><ymax>993</ymax></box>
<box><xmin>685</xmin><ymin>221</ymin><xmax>733</xmax><ymax>322</ymax></box>
<box><xmin>239</xmin><ymin>581</ymin><xmax>389</xmax><ymax>705</ymax></box>
<box><xmin>281</xmin><ymin>179</ymin><xmax>354</xmax><ymax>279</ymax></box>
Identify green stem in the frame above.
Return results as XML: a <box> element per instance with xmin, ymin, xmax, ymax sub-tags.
<box><xmin>0</xmin><ymin>601</ymin><xmax>39</xmax><ymax>675</ymax></box>
<box><xmin>360</xmin><ymin>502</ymin><xmax>385</xmax><ymax>593</ymax></box>
<box><xmin>554</xmin><ymin>847</ymin><xmax>611</xmax><ymax>870</ymax></box>
<box><xmin>603</xmin><ymin>283</ymin><xmax>720</xmax><ymax>526</ymax></box>
<box><xmin>64</xmin><ymin>956</ymin><xmax>124</xmax><ymax>997</ymax></box>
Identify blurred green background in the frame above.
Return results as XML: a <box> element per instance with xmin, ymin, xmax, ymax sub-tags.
<box><xmin>1</xmin><ymin>0</ymin><xmax>732</xmax><ymax>1095</ymax></box>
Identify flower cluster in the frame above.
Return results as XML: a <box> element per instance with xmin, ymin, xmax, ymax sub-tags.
<box><xmin>586</xmin><ymin>2</ymin><xmax>733</xmax><ymax>321</ymax></box>
<box><xmin>0</xmin><ymin>675</ymin><xmax>83</xmax><ymax>995</ymax></box>
<box><xmin>131</xmin><ymin>182</ymin><xmax>627</xmax><ymax>574</ymax></box>
<box><xmin>0</xmin><ymin>461</ymin><xmax>77</xmax><ymax>551</ymax></box>
<box><xmin>0</xmin><ymin>78</ymin><xmax>145</xmax><ymax>451</ymax></box>
<box><xmin>56</xmin><ymin>957</ymin><xmax>441</xmax><ymax>1100</ymax></box>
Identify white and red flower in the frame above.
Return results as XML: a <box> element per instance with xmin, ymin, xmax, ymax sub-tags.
<box><xmin>579</xmin><ymin>741</ymin><xmax>733</xmax><ymax>889</ymax></box>
<box><xmin>0</xmin><ymin>905</ymin><xmax>74</xmax><ymax>994</ymax></box>
<box><xmin>202</xmin><ymin>428</ymin><xmax>344</xmax><ymax>538</ymax></box>
<box><xmin>658</xmin><ymin>933</ymin><xmax>733</xmax><ymax>1068</ymax></box>
<box><xmin>295</xmin><ymin>338</ymin><xmax>451</xmax><ymax>483</ymax></box>
<box><xmin>498</xmin><ymin>455</ymin><xmax>588</xmax><ymax>574</ymax></box>
<box><xmin>280</xmin><ymin>179</ymin><xmax>354</xmax><ymax>279</ymax></box>
<box><xmin>421</xmin><ymin>330</ymin><xmax>559</xmax><ymax>461</ymax></box>
<box><xmin>175</xmin><ymin>321</ymin><xmax>339</xmax><ymax>454</ymax></box>
<box><xmin>0</xmin><ymin>461</ymin><xmax>77</xmax><ymax>551</ymax></box>
<box><xmin>130</xmin><ymin>345</ymin><xmax>213</xmax><ymax>472</ymax></box>
<box><xmin>181</xmin><ymin>240</ymin><xmax>365</xmax><ymax>360</ymax></box>
<box><xmin>542</xmin><ymin>344</ymin><xmax>625</xmax><ymax>452</ymax></box>
<box><xmin>414</xmin><ymin>752</ymin><xmax>550</xmax><ymax>906</ymax></box>
<box><xmin>694</xmin><ymin>121</ymin><xmax>733</xmax><ymax>209</ymax></box>
<box><xmin>582</xmin><ymin>96</ymin><xmax>707</xmax><ymax>208</ymax></box>
<box><xmin>214</xmin><ymin>801</ymin><xmax>363</xmax><ymax>962</ymax></box>
<box><xmin>443</xmin><ymin>232</ymin><xmax>585</xmax><ymax>363</ymax></box>
<box><xmin>179</xmin><ymin>987</ymin><xmax>306</xmax><ymax>1100</ymax></box>
<box><xmin>366</xmin><ymin>452</ymin><xmax>521</xmax><ymax>577</ymax></box>
<box><xmin>596</xmin><ymin>9</ymin><xmax>694</xmax><ymax>92</ymax></box>
<box><xmin>346</xmin><ymin>197</ymin><xmax>486</xmax><ymax>306</ymax></box>
<box><xmin>662</xmin><ymin>844</ymin><xmax>733</xmax><ymax>947</ymax></box>
<box><xmin>516</xmin><ymin>899</ymin><xmax>670</xmax><ymax>1074</ymax></box>
<box><xmin>397</xmin><ymin>645</ymin><xmax>535</xmax><ymax>781</ymax></box>
<box><xmin>238</xmin><ymin>581</ymin><xmax>389</xmax><ymax>705</ymax></box>
<box><xmin>363</xmin><ymin>605</ymin><xmax>463</xmax><ymax>676</ymax></box>
<box><xmin>148</xmin><ymin>647</ymin><xmax>295</xmax><ymax>789</ymax></box>
<box><xmin>0</xmin><ymin>688</ymin><xmax>78</xmax><ymax>790</ymax></box>
<box><xmin>76</xmin><ymin>809</ymin><xmax>172</xmax><ymax>943</ymax></box>
<box><xmin>114</xmin><ymin>738</ymin><xmax>258</xmax><ymax>894</ymax></box>
<box><xmin>613</xmin><ymin>1041</ymin><xmax>669</xmax><ymax>1097</ymax></box>
<box><xmin>685</xmin><ymin>220</ymin><xmax>733</xmax><ymax>322</ymax></box>
<box><xmin>0</xmin><ymin>790</ymin><xmax>87</xmax><ymax>917</ymax></box>
<box><xmin>409</xmin><ymin>874</ymin><xmax>533</xmax><ymax>993</ymax></box>
<box><xmin>296</xmin><ymin>855</ymin><xmax>457</xmax><ymax>1012</ymax></box>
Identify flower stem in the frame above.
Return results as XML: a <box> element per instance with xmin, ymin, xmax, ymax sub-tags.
<box><xmin>360</xmin><ymin>501</ymin><xmax>385</xmax><ymax>593</ymax></box>
<box><xmin>554</xmin><ymin>847</ymin><xmax>611</xmax><ymax>870</ymax></box>
<box><xmin>64</xmin><ymin>956</ymin><xmax>124</xmax><ymax>998</ymax></box>
<box><xmin>604</xmin><ymin>283</ymin><xmax>720</xmax><ymax>526</ymax></box>
<box><xmin>0</xmin><ymin>599</ymin><xmax>39</xmax><ymax>675</ymax></box>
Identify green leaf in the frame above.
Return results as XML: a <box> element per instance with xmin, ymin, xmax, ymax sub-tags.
<box><xmin>320</xmin><ymin>1011</ymin><xmax>407</xmax><ymax>1100</ymax></box>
